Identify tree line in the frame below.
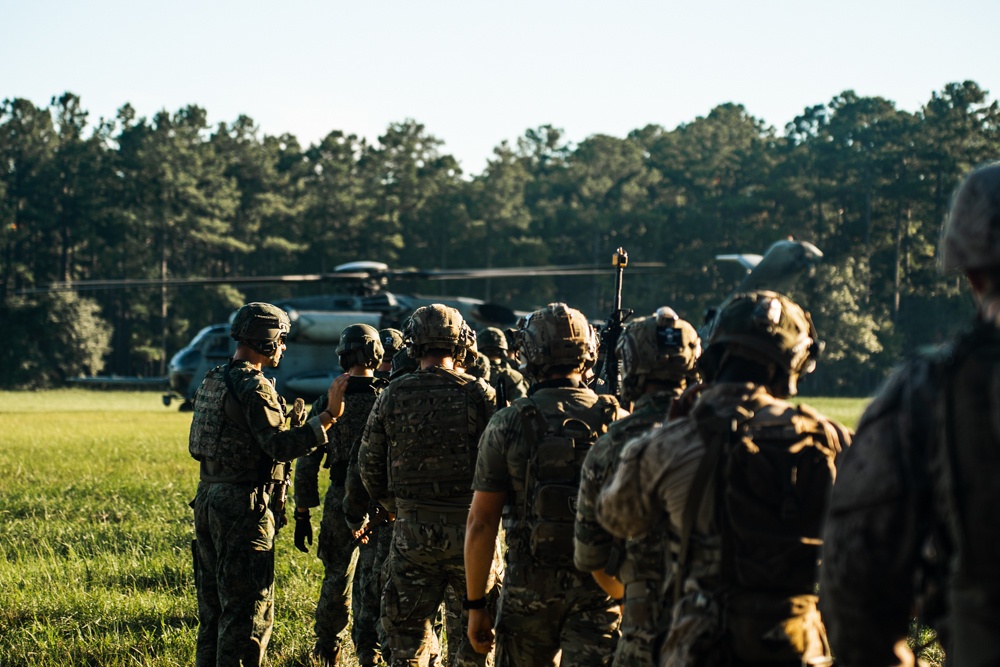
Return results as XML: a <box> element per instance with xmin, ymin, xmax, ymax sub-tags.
<box><xmin>1</xmin><ymin>82</ymin><xmax>998</xmax><ymax>394</ymax></box>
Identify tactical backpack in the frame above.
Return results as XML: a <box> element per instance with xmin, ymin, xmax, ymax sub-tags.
<box><xmin>666</xmin><ymin>391</ymin><xmax>845</xmax><ymax>666</ymax></box>
<box><xmin>513</xmin><ymin>394</ymin><xmax>618</xmax><ymax>568</ymax></box>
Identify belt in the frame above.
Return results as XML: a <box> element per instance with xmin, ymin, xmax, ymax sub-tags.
<box><xmin>398</xmin><ymin>506</ymin><xmax>470</xmax><ymax>524</ymax></box>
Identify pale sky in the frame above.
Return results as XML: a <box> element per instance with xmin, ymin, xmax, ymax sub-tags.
<box><xmin>4</xmin><ymin>1</ymin><xmax>999</xmax><ymax>175</ymax></box>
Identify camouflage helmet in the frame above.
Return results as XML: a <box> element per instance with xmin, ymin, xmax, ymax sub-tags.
<box><xmin>703</xmin><ymin>291</ymin><xmax>821</xmax><ymax>397</ymax></box>
<box><xmin>617</xmin><ymin>307</ymin><xmax>701</xmax><ymax>403</ymax></box>
<box><xmin>404</xmin><ymin>304</ymin><xmax>465</xmax><ymax>359</ymax></box>
<box><xmin>389</xmin><ymin>347</ymin><xmax>419</xmax><ymax>380</ymax></box>
<box><xmin>477</xmin><ymin>327</ymin><xmax>509</xmax><ymax>356</ymax></box>
<box><xmin>230</xmin><ymin>302</ymin><xmax>290</xmax><ymax>356</ymax></box>
<box><xmin>516</xmin><ymin>302</ymin><xmax>598</xmax><ymax>379</ymax></box>
<box><xmin>940</xmin><ymin>161</ymin><xmax>1000</xmax><ymax>273</ymax></box>
<box><xmin>379</xmin><ymin>328</ymin><xmax>406</xmax><ymax>358</ymax></box>
<box><xmin>455</xmin><ymin>322</ymin><xmax>478</xmax><ymax>366</ymax></box>
<box><xmin>464</xmin><ymin>351</ymin><xmax>492</xmax><ymax>381</ymax></box>
<box><xmin>336</xmin><ymin>323</ymin><xmax>384</xmax><ymax>370</ymax></box>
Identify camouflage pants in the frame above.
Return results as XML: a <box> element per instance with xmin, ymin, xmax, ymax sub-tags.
<box><xmin>382</xmin><ymin>517</ymin><xmax>496</xmax><ymax>667</ymax></box>
<box><xmin>495</xmin><ymin>563</ymin><xmax>619</xmax><ymax>667</ymax></box>
<box><xmin>315</xmin><ymin>482</ymin><xmax>359</xmax><ymax>651</ymax></box>
<box><xmin>613</xmin><ymin>580</ymin><xmax>668</xmax><ymax>667</ymax></box>
<box><xmin>353</xmin><ymin>519</ymin><xmax>393</xmax><ymax>665</ymax></box>
<box><xmin>192</xmin><ymin>482</ymin><xmax>276</xmax><ymax>667</ymax></box>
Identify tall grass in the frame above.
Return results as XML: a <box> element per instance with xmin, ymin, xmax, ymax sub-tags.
<box><xmin>0</xmin><ymin>390</ymin><xmax>878</xmax><ymax>666</ymax></box>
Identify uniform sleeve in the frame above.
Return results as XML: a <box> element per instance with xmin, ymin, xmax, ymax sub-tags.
<box><xmin>358</xmin><ymin>391</ymin><xmax>393</xmax><ymax>512</ymax></box>
<box><xmin>293</xmin><ymin>448</ymin><xmax>325</xmax><ymax>509</ymax></box>
<box><xmin>820</xmin><ymin>364</ymin><xmax>932</xmax><ymax>667</ymax></box>
<box><xmin>596</xmin><ymin>430</ymin><xmax>660</xmax><ymax>539</ymax></box>
<box><xmin>235</xmin><ymin>372</ymin><xmax>327</xmax><ymax>462</ymax></box>
<box><xmin>343</xmin><ymin>435</ymin><xmax>372</xmax><ymax>526</ymax></box>
<box><xmin>574</xmin><ymin>433</ymin><xmax>617</xmax><ymax>572</ymax></box>
<box><xmin>473</xmin><ymin>407</ymin><xmax>520</xmax><ymax>493</ymax></box>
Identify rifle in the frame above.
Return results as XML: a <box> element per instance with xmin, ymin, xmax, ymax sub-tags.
<box><xmin>596</xmin><ymin>247</ymin><xmax>633</xmax><ymax>400</ymax></box>
<box><xmin>352</xmin><ymin>502</ymin><xmax>394</xmax><ymax>546</ymax></box>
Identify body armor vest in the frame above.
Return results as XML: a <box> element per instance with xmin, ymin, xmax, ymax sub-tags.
<box><xmin>514</xmin><ymin>394</ymin><xmax>617</xmax><ymax>568</ymax></box>
<box><xmin>387</xmin><ymin>368</ymin><xmax>483</xmax><ymax>501</ymax></box>
<box><xmin>189</xmin><ymin>364</ymin><xmax>268</xmax><ymax>474</ymax></box>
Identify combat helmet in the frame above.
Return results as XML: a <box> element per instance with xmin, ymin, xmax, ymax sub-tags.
<box><xmin>337</xmin><ymin>323</ymin><xmax>384</xmax><ymax>370</ymax></box>
<box><xmin>516</xmin><ymin>302</ymin><xmax>598</xmax><ymax>380</ymax></box>
<box><xmin>379</xmin><ymin>328</ymin><xmax>406</xmax><ymax>358</ymax></box>
<box><xmin>455</xmin><ymin>321</ymin><xmax>478</xmax><ymax>367</ymax></box>
<box><xmin>477</xmin><ymin>327</ymin><xmax>509</xmax><ymax>358</ymax></box>
<box><xmin>701</xmin><ymin>291</ymin><xmax>821</xmax><ymax>397</ymax></box>
<box><xmin>230</xmin><ymin>302</ymin><xmax>290</xmax><ymax>364</ymax></box>
<box><xmin>617</xmin><ymin>307</ymin><xmax>701</xmax><ymax>403</ymax></box>
<box><xmin>404</xmin><ymin>304</ymin><xmax>466</xmax><ymax>359</ymax></box>
<box><xmin>940</xmin><ymin>161</ymin><xmax>1000</xmax><ymax>273</ymax></box>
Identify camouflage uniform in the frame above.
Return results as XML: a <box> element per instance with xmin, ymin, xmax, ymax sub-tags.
<box><xmin>295</xmin><ymin>376</ymin><xmax>384</xmax><ymax>659</ymax></box>
<box><xmin>821</xmin><ymin>162</ymin><xmax>1000</xmax><ymax>666</ymax></box>
<box><xmin>191</xmin><ymin>359</ymin><xmax>327</xmax><ymax>667</ymax></box>
<box><xmin>474</xmin><ymin>380</ymin><xmax>627</xmax><ymax>667</ymax></box>
<box><xmin>574</xmin><ymin>391</ymin><xmax>675</xmax><ymax>667</ymax></box>
<box><xmin>598</xmin><ymin>382</ymin><xmax>849</xmax><ymax>667</ymax></box>
<box><xmin>359</xmin><ymin>365</ymin><xmax>497</xmax><ymax>667</ymax></box>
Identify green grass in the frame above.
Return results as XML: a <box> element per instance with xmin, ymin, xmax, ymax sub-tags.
<box><xmin>0</xmin><ymin>390</ymin><xmax>891</xmax><ymax>666</ymax></box>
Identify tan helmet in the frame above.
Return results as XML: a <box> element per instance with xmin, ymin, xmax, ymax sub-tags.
<box><xmin>616</xmin><ymin>307</ymin><xmax>701</xmax><ymax>402</ymax></box>
<box><xmin>403</xmin><ymin>304</ymin><xmax>465</xmax><ymax>359</ymax></box>
<box><xmin>455</xmin><ymin>321</ymin><xmax>478</xmax><ymax>366</ymax></box>
<box><xmin>230</xmin><ymin>302</ymin><xmax>290</xmax><ymax>361</ymax></box>
<box><xmin>336</xmin><ymin>323</ymin><xmax>384</xmax><ymax>370</ymax></box>
<box><xmin>703</xmin><ymin>291</ymin><xmax>821</xmax><ymax>397</ymax></box>
<box><xmin>515</xmin><ymin>302</ymin><xmax>598</xmax><ymax>379</ymax></box>
<box><xmin>940</xmin><ymin>161</ymin><xmax>1000</xmax><ymax>273</ymax></box>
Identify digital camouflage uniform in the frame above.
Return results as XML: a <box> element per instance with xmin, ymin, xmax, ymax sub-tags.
<box><xmin>359</xmin><ymin>365</ymin><xmax>497</xmax><ymax>667</ymax></box>
<box><xmin>597</xmin><ymin>382</ymin><xmax>850</xmax><ymax>667</ymax></box>
<box><xmin>191</xmin><ymin>359</ymin><xmax>327</xmax><ymax>667</ymax></box>
<box><xmin>295</xmin><ymin>376</ymin><xmax>384</xmax><ymax>659</ymax></box>
<box><xmin>473</xmin><ymin>380</ymin><xmax>627</xmax><ymax>667</ymax></box>
<box><xmin>574</xmin><ymin>391</ymin><xmax>676</xmax><ymax>667</ymax></box>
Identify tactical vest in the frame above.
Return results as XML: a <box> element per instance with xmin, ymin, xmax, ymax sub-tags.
<box><xmin>514</xmin><ymin>394</ymin><xmax>618</xmax><ymax>568</ymax></box>
<box><xmin>937</xmin><ymin>323</ymin><xmax>1000</xmax><ymax>665</ymax></box>
<box><xmin>387</xmin><ymin>368</ymin><xmax>485</xmax><ymax>501</ymax></box>
<box><xmin>189</xmin><ymin>364</ymin><xmax>267</xmax><ymax>474</ymax></box>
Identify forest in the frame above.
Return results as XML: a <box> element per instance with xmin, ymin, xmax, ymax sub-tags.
<box><xmin>1</xmin><ymin>81</ymin><xmax>998</xmax><ymax>395</ymax></box>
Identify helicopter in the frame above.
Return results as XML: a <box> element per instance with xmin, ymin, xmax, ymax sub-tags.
<box><xmin>41</xmin><ymin>240</ymin><xmax>822</xmax><ymax>408</ymax></box>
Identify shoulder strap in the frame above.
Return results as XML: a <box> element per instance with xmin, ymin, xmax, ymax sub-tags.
<box><xmin>512</xmin><ymin>398</ymin><xmax>548</xmax><ymax>519</ymax></box>
<box><xmin>674</xmin><ymin>401</ymin><xmax>752</xmax><ymax>604</ymax></box>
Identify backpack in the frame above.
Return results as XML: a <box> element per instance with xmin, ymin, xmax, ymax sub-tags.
<box><xmin>513</xmin><ymin>394</ymin><xmax>618</xmax><ymax>568</ymax></box>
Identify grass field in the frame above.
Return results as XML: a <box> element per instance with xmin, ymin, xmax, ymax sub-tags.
<box><xmin>0</xmin><ymin>390</ymin><xmax>871</xmax><ymax>666</ymax></box>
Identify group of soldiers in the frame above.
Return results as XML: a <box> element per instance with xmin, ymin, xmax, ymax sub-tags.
<box><xmin>189</xmin><ymin>161</ymin><xmax>1000</xmax><ymax>667</ymax></box>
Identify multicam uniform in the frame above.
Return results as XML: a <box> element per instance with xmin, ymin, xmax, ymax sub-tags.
<box><xmin>190</xmin><ymin>359</ymin><xmax>327</xmax><ymax>667</ymax></box>
<box><xmin>473</xmin><ymin>379</ymin><xmax>627</xmax><ymax>667</ymax></box>
<box><xmin>295</xmin><ymin>376</ymin><xmax>384</xmax><ymax>660</ymax></box>
<box><xmin>574</xmin><ymin>390</ymin><xmax>676</xmax><ymax>667</ymax></box>
<box><xmin>359</xmin><ymin>365</ymin><xmax>496</xmax><ymax>667</ymax></box>
<box><xmin>598</xmin><ymin>383</ymin><xmax>849</xmax><ymax>667</ymax></box>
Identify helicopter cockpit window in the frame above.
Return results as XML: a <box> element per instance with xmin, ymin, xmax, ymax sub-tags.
<box><xmin>205</xmin><ymin>334</ymin><xmax>232</xmax><ymax>359</ymax></box>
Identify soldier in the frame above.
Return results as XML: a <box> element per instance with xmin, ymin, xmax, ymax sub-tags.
<box><xmin>359</xmin><ymin>304</ymin><xmax>498</xmax><ymax>667</ymax></box>
<box><xmin>190</xmin><ymin>302</ymin><xmax>348</xmax><ymax>667</ymax></box>
<box><xmin>376</xmin><ymin>328</ymin><xmax>405</xmax><ymax>380</ymax></box>
<box><xmin>597</xmin><ymin>291</ymin><xmax>850</xmax><ymax>667</ymax></box>
<box><xmin>574</xmin><ymin>308</ymin><xmax>701</xmax><ymax>667</ymax></box>
<box><xmin>465</xmin><ymin>302</ymin><xmax>628</xmax><ymax>666</ymax></box>
<box><xmin>294</xmin><ymin>324</ymin><xmax>386</xmax><ymax>665</ymax></box>
<box><xmin>821</xmin><ymin>162</ymin><xmax>1000</xmax><ymax>666</ymax></box>
<box><xmin>478</xmin><ymin>327</ymin><xmax>529</xmax><ymax>407</ymax></box>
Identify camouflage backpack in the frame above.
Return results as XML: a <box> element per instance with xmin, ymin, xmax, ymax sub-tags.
<box><xmin>513</xmin><ymin>394</ymin><xmax>618</xmax><ymax>568</ymax></box>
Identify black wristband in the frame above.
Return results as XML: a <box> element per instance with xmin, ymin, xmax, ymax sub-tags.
<box><xmin>462</xmin><ymin>596</ymin><xmax>488</xmax><ymax>610</ymax></box>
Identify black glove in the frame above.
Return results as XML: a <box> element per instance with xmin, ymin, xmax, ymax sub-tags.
<box><xmin>294</xmin><ymin>511</ymin><xmax>313</xmax><ymax>553</ymax></box>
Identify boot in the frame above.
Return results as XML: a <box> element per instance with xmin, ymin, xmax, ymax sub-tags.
<box><xmin>311</xmin><ymin>641</ymin><xmax>341</xmax><ymax>667</ymax></box>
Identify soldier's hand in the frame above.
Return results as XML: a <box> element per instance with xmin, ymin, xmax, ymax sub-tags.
<box><xmin>325</xmin><ymin>374</ymin><xmax>350</xmax><ymax>420</ymax></box>
<box><xmin>289</xmin><ymin>397</ymin><xmax>307</xmax><ymax>428</ymax></box>
<box><xmin>294</xmin><ymin>510</ymin><xmax>313</xmax><ymax>553</ymax></box>
<box><xmin>467</xmin><ymin>608</ymin><xmax>495</xmax><ymax>654</ymax></box>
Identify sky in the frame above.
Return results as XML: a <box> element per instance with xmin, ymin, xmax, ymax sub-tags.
<box><xmin>4</xmin><ymin>1</ymin><xmax>1000</xmax><ymax>176</ymax></box>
